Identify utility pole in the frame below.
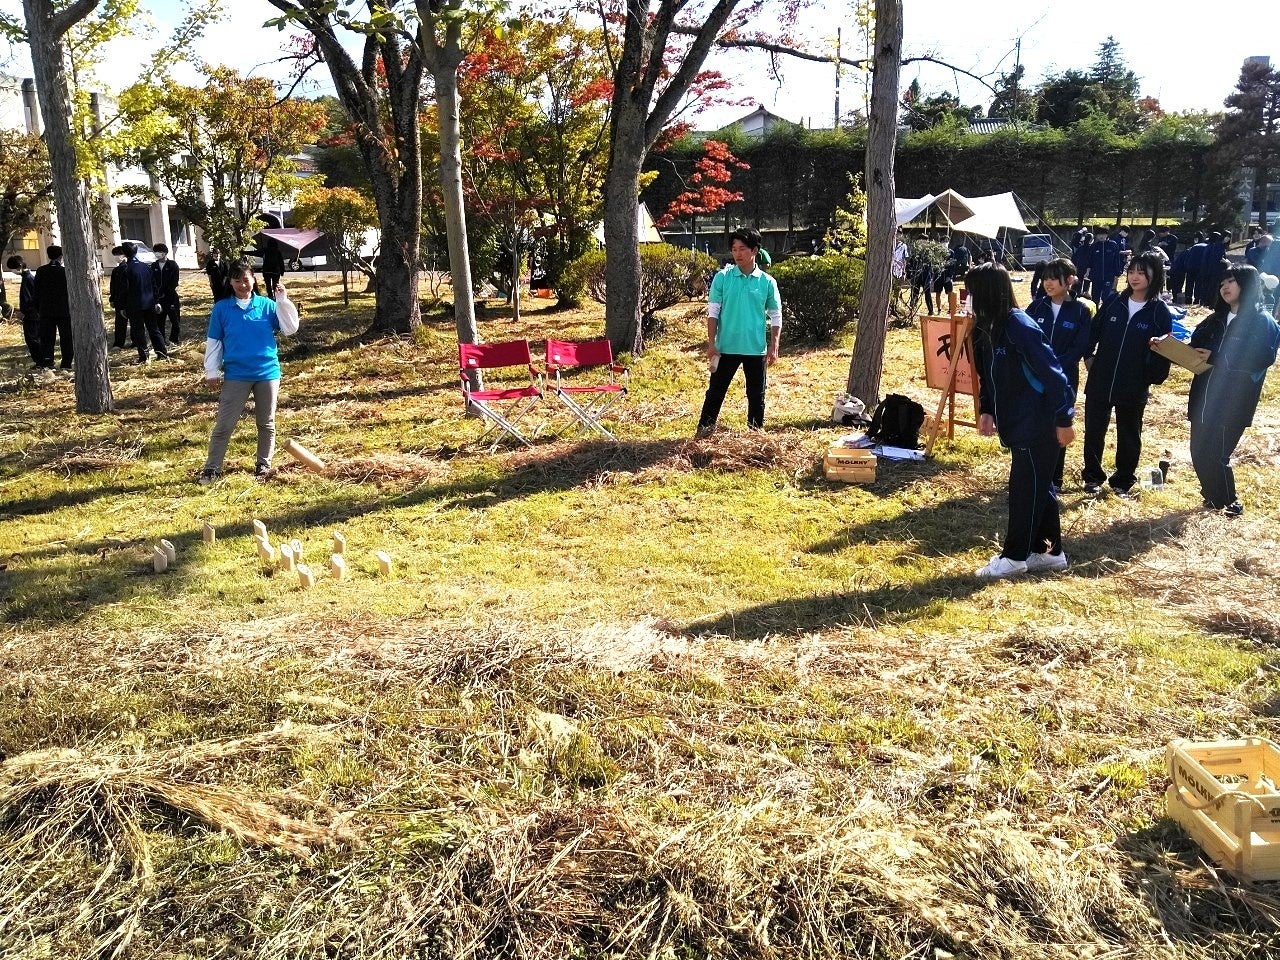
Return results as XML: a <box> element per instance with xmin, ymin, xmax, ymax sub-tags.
<box><xmin>834</xmin><ymin>27</ymin><xmax>841</xmax><ymax>128</ymax></box>
<box><xmin>1011</xmin><ymin>37</ymin><xmax>1021</xmax><ymax>127</ymax></box>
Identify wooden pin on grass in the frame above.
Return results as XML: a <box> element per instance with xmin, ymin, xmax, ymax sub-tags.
<box><xmin>258</xmin><ymin>539</ymin><xmax>276</xmax><ymax>567</ymax></box>
<box><xmin>152</xmin><ymin>545</ymin><xmax>169</xmax><ymax>573</ymax></box>
<box><xmin>297</xmin><ymin>563</ymin><xmax>314</xmax><ymax>589</ymax></box>
<box><xmin>277</xmin><ymin>543</ymin><xmax>296</xmax><ymax>572</ymax></box>
<box><xmin>202</xmin><ymin>522</ymin><xmax>216</xmax><ymax>544</ymax></box>
<box><xmin>160</xmin><ymin>539</ymin><xmax>177</xmax><ymax>564</ymax></box>
<box><xmin>252</xmin><ymin>519</ymin><xmax>268</xmax><ymax>540</ymax></box>
<box><xmin>332</xmin><ymin>531</ymin><xmax>346</xmax><ymax>555</ymax></box>
<box><xmin>375</xmin><ymin>550</ymin><xmax>393</xmax><ymax>577</ymax></box>
<box><xmin>330</xmin><ymin>554</ymin><xmax>347</xmax><ymax>581</ymax></box>
<box><xmin>290</xmin><ymin>538</ymin><xmax>304</xmax><ymax>562</ymax></box>
<box><xmin>284</xmin><ymin>438</ymin><xmax>327</xmax><ymax>474</ymax></box>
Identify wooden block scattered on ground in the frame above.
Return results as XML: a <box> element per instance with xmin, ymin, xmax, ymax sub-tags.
<box><xmin>297</xmin><ymin>564</ymin><xmax>314</xmax><ymax>588</ymax></box>
<box><xmin>152</xmin><ymin>545</ymin><xmax>169</xmax><ymax>573</ymax></box>
<box><xmin>332</xmin><ymin>531</ymin><xmax>346</xmax><ymax>555</ymax></box>
<box><xmin>284</xmin><ymin>438</ymin><xmax>327</xmax><ymax>473</ymax></box>
<box><xmin>258</xmin><ymin>540</ymin><xmax>276</xmax><ymax>566</ymax></box>
<box><xmin>291</xmin><ymin>538</ymin><xmax>304</xmax><ymax>561</ymax></box>
<box><xmin>278</xmin><ymin>543</ymin><xmax>296</xmax><ymax>572</ymax></box>
<box><xmin>252</xmin><ymin>519</ymin><xmax>268</xmax><ymax>540</ymax></box>
<box><xmin>330</xmin><ymin>554</ymin><xmax>347</xmax><ymax>581</ymax></box>
<box><xmin>160</xmin><ymin>539</ymin><xmax>176</xmax><ymax>564</ymax></box>
<box><xmin>376</xmin><ymin>550</ymin><xmax>393</xmax><ymax>577</ymax></box>
<box><xmin>202</xmin><ymin>522</ymin><xmax>216</xmax><ymax>544</ymax></box>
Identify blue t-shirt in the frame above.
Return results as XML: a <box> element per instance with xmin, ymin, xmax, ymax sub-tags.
<box><xmin>207</xmin><ymin>295</ymin><xmax>282</xmax><ymax>381</ymax></box>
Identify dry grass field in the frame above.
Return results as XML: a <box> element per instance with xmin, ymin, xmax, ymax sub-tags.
<box><xmin>1</xmin><ymin>271</ymin><xmax>1279</xmax><ymax>959</ymax></box>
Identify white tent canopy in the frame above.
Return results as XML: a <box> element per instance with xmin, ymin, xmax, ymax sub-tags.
<box><xmin>895</xmin><ymin>189</ymin><xmax>1029</xmax><ymax>238</ymax></box>
<box><xmin>593</xmin><ymin>203</ymin><xmax>664</xmax><ymax>245</ymax></box>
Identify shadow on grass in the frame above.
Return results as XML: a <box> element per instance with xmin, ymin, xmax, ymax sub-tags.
<box><xmin>1114</xmin><ymin>819</ymin><xmax>1280</xmax><ymax>942</ymax></box>
<box><xmin>684</xmin><ymin>508</ymin><xmax>1197</xmax><ymax>640</ymax></box>
<box><xmin>0</xmin><ymin>438</ymin><xmax>688</xmax><ymax>624</ymax></box>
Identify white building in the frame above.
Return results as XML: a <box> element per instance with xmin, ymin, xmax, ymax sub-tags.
<box><xmin>2</xmin><ymin>72</ymin><xmax>201</xmax><ymax>268</ymax></box>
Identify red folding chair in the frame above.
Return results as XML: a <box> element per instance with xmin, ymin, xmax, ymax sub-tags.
<box><xmin>459</xmin><ymin>340</ymin><xmax>543</xmax><ymax>449</ymax></box>
<box><xmin>544</xmin><ymin>338</ymin><xmax>629</xmax><ymax>441</ymax></box>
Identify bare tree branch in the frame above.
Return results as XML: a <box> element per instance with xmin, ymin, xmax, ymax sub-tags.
<box><xmin>670</xmin><ymin>27</ymin><xmax>999</xmax><ymax>95</ymax></box>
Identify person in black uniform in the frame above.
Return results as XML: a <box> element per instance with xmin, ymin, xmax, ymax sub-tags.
<box><xmin>262</xmin><ymin>239</ymin><xmax>286</xmax><ymax>299</ymax></box>
<box><xmin>204</xmin><ymin>250</ymin><xmax>229</xmax><ymax>301</ymax></box>
<box><xmin>33</xmin><ymin>245</ymin><xmax>72</xmax><ymax>376</ymax></box>
<box><xmin>122</xmin><ymin>242</ymin><xmax>168</xmax><ymax>363</ymax></box>
<box><xmin>152</xmin><ymin>242</ymin><xmax>182</xmax><ymax>344</ymax></box>
<box><xmin>1081</xmin><ymin>251</ymin><xmax>1173</xmax><ymax>496</ymax></box>
<box><xmin>5</xmin><ymin>255</ymin><xmax>45</xmax><ymax>370</ymax></box>
<box><xmin>109</xmin><ymin>245</ymin><xmax>130</xmax><ymax>349</ymax></box>
<box><xmin>969</xmin><ymin>262</ymin><xmax>1076</xmax><ymax>579</ymax></box>
<box><xmin>1186</xmin><ymin>265</ymin><xmax>1280</xmax><ymax>516</ymax></box>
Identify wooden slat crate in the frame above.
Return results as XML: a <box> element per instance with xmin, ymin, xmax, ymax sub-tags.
<box><xmin>823</xmin><ymin>445</ymin><xmax>876</xmax><ymax>484</ymax></box>
<box><xmin>1166</xmin><ymin>737</ymin><xmax>1280</xmax><ymax>881</ymax></box>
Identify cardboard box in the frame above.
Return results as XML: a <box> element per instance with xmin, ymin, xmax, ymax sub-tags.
<box><xmin>1152</xmin><ymin>335</ymin><xmax>1212</xmax><ymax>375</ymax></box>
<box><xmin>1166</xmin><ymin>737</ymin><xmax>1280</xmax><ymax>880</ymax></box>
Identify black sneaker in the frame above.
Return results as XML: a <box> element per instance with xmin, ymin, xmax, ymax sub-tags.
<box><xmin>1224</xmin><ymin>502</ymin><xmax>1244</xmax><ymax>517</ymax></box>
<box><xmin>1112</xmin><ymin>485</ymin><xmax>1138</xmax><ymax>499</ymax></box>
<box><xmin>197</xmin><ymin>469</ymin><xmax>219</xmax><ymax>486</ymax></box>
<box><xmin>1083</xmin><ymin>481</ymin><xmax>1103</xmax><ymax>494</ymax></box>
<box><xmin>254</xmin><ymin>462</ymin><xmax>271</xmax><ymax>478</ymax></box>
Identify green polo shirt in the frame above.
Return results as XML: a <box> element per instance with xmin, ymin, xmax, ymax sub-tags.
<box><xmin>709</xmin><ymin>264</ymin><xmax>781</xmax><ymax>355</ymax></box>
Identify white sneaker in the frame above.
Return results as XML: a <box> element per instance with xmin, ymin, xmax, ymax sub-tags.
<box><xmin>1025</xmin><ymin>551</ymin><xmax>1069</xmax><ymax>573</ymax></box>
<box><xmin>975</xmin><ymin>555</ymin><xmax>1028</xmax><ymax>579</ymax></box>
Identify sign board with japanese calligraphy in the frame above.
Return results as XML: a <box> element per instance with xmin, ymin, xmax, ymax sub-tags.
<box><xmin>920</xmin><ymin>315</ymin><xmax>977</xmax><ymax>395</ymax></box>
<box><xmin>919</xmin><ymin>314</ymin><xmax>980</xmax><ymax>455</ymax></box>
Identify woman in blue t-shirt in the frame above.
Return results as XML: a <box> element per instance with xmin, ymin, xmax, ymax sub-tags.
<box><xmin>199</xmin><ymin>260</ymin><xmax>301</xmax><ymax>484</ymax></box>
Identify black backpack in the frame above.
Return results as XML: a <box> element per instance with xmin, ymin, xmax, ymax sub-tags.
<box><xmin>867</xmin><ymin>394</ymin><xmax>926</xmax><ymax>448</ymax></box>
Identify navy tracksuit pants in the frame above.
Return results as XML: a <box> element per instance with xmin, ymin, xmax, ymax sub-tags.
<box><xmin>1003</xmin><ymin>438</ymin><xmax>1062</xmax><ymax>561</ymax></box>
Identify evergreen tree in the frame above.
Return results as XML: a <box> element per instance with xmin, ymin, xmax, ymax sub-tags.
<box><xmin>1217</xmin><ymin>57</ymin><xmax>1280</xmax><ymax>227</ymax></box>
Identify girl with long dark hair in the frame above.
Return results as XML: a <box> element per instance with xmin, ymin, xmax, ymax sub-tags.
<box><xmin>968</xmin><ymin>263</ymin><xmax>1077</xmax><ymax>579</ymax></box>
<box><xmin>1187</xmin><ymin>265</ymin><xmax>1280</xmax><ymax>516</ymax></box>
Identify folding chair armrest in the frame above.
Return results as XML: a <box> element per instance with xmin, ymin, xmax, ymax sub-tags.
<box><xmin>611</xmin><ymin>365</ymin><xmax>628</xmax><ymax>375</ymax></box>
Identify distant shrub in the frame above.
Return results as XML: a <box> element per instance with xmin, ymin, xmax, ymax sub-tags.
<box><xmin>771</xmin><ymin>254</ymin><xmax>863</xmax><ymax>345</ymax></box>
<box><xmin>562</xmin><ymin>244</ymin><xmax>717</xmax><ymax>341</ymax></box>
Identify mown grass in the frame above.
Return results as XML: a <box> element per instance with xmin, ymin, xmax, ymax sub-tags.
<box><xmin>1</xmin><ymin>274</ymin><xmax>1280</xmax><ymax>958</ymax></box>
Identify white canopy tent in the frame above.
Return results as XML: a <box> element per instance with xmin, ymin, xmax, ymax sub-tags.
<box><xmin>895</xmin><ymin>189</ymin><xmax>1029</xmax><ymax>239</ymax></box>
<box><xmin>593</xmin><ymin>203</ymin><xmax>664</xmax><ymax>245</ymax></box>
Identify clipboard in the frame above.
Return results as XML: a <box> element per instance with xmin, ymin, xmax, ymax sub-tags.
<box><xmin>1151</xmin><ymin>335</ymin><xmax>1212</xmax><ymax>375</ymax></box>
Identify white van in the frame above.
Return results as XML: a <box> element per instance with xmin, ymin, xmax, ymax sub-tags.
<box><xmin>1020</xmin><ymin>234</ymin><xmax>1054</xmax><ymax>268</ymax></box>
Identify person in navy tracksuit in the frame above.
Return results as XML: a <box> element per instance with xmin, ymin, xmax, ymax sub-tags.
<box><xmin>1025</xmin><ymin>257</ymin><xmax>1094</xmax><ymax>488</ymax></box>
<box><xmin>1197</xmin><ymin>231</ymin><xmax>1227</xmax><ymax>306</ymax></box>
<box><xmin>1081</xmin><ymin>251</ymin><xmax>1173</xmax><ymax>495</ymax></box>
<box><xmin>1086</xmin><ymin>225</ymin><xmax>1123</xmax><ymax>303</ymax></box>
<box><xmin>1186</xmin><ymin>265</ymin><xmax>1280</xmax><ymax>515</ymax></box>
<box><xmin>969</xmin><ymin>262</ymin><xmax>1076</xmax><ymax>580</ymax></box>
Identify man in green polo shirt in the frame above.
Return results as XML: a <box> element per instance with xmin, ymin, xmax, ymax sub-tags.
<box><xmin>696</xmin><ymin>228</ymin><xmax>783</xmax><ymax>436</ymax></box>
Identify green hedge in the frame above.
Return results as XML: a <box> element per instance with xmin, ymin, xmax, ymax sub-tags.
<box><xmin>771</xmin><ymin>254</ymin><xmax>863</xmax><ymax>345</ymax></box>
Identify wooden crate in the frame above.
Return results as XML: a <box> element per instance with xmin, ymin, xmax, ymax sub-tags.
<box><xmin>823</xmin><ymin>446</ymin><xmax>876</xmax><ymax>483</ymax></box>
<box><xmin>1166</xmin><ymin>737</ymin><xmax>1280</xmax><ymax>881</ymax></box>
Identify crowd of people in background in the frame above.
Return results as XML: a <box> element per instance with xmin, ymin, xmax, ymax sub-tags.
<box><xmin>8</xmin><ymin>241</ymin><xmax>187</xmax><ymax>377</ymax></box>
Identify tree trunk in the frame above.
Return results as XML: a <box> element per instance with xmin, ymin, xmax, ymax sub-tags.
<box><xmin>434</xmin><ymin>38</ymin><xmax>478</xmax><ymax>351</ymax></box>
<box><xmin>845</xmin><ymin>0</ymin><xmax>902</xmax><ymax>405</ymax></box>
<box><xmin>603</xmin><ymin>110</ymin><xmax>646</xmax><ymax>356</ymax></box>
<box><xmin>24</xmin><ymin>0</ymin><xmax>112</xmax><ymax>413</ymax></box>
